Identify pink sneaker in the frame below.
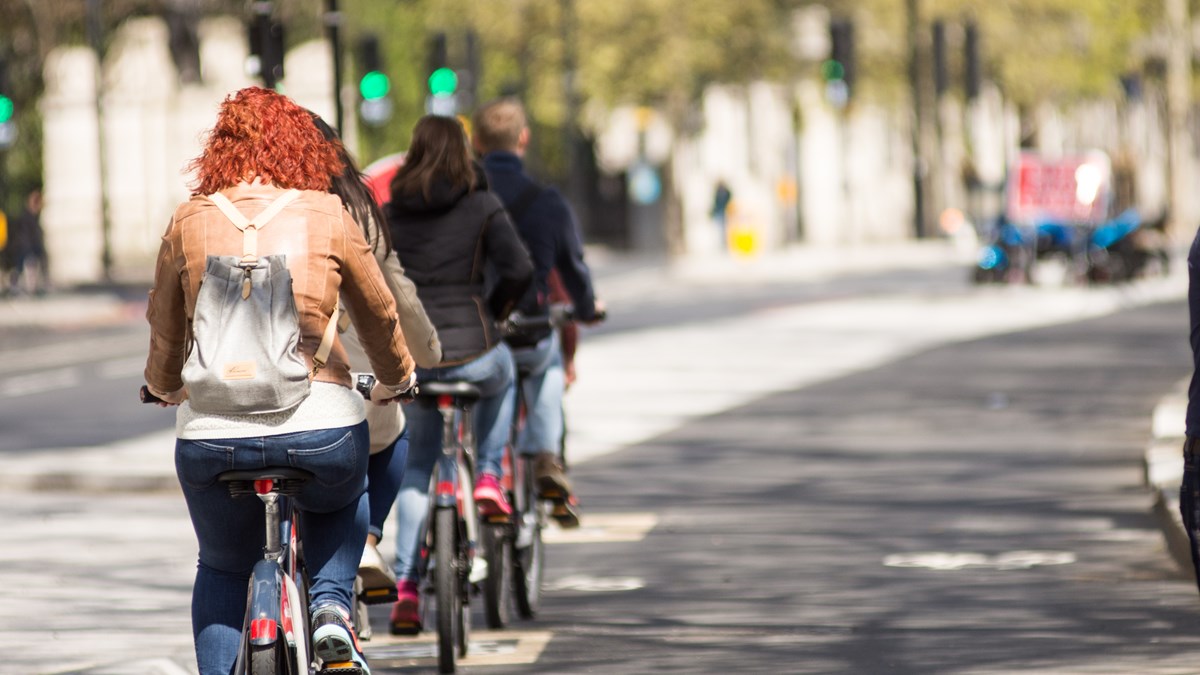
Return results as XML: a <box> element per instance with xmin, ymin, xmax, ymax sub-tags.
<box><xmin>389</xmin><ymin>579</ymin><xmax>421</xmax><ymax>636</ymax></box>
<box><xmin>474</xmin><ymin>473</ymin><xmax>512</xmax><ymax>517</ymax></box>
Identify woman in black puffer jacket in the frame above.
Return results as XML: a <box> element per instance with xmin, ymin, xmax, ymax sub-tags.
<box><xmin>385</xmin><ymin>114</ymin><xmax>532</xmax><ymax>633</ymax></box>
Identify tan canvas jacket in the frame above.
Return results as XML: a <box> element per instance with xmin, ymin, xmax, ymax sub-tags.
<box><xmin>144</xmin><ymin>182</ymin><xmax>415</xmax><ymax>395</ymax></box>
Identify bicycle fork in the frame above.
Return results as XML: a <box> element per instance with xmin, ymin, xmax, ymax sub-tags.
<box><xmin>433</xmin><ymin>399</ymin><xmax>487</xmax><ymax>584</ymax></box>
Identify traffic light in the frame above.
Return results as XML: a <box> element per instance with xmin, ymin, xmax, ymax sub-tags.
<box><xmin>248</xmin><ymin>5</ymin><xmax>285</xmax><ymax>89</ymax></box>
<box><xmin>0</xmin><ymin>58</ymin><xmax>15</xmax><ymax>149</ymax></box>
<box><xmin>823</xmin><ymin>18</ymin><xmax>855</xmax><ymax>108</ymax></box>
<box><xmin>426</xmin><ymin>32</ymin><xmax>457</xmax><ymax>116</ymax></box>
<box><xmin>358</xmin><ymin>34</ymin><xmax>392</xmax><ymax>126</ymax></box>
<box><xmin>0</xmin><ymin>57</ymin><xmax>12</xmax><ymax>123</ymax></box>
<box><xmin>428</xmin><ymin>67</ymin><xmax>458</xmax><ymax>96</ymax></box>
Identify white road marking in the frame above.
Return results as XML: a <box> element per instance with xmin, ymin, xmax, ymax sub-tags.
<box><xmin>544</xmin><ymin>511</ymin><xmax>658</xmax><ymax>544</ymax></box>
<box><xmin>1</xmin><ymin>334</ymin><xmax>138</xmax><ymax>371</ymax></box>
<box><xmin>0</xmin><ymin>366</ymin><xmax>82</xmax><ymax>397</ymax></box>
<box><xmin>366</xmin><ymin>630</ymin><xmax>552</xmax><ymax>667</ymax></box>
<box><xmin>543</xmin><ymin>574</ymin><xmax>646</xmax><ymax>592</ymax></box>
<box><xmin>883</xmin><ymin>550</ymin><xmax>1078</xmax><ymax>571</ymax></box>
<box><xmin>97</xmin><ymin>355</ymin><xmax>150</xmax><ymax>380</ymax></box>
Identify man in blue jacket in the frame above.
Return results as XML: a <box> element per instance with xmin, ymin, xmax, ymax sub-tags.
<box><xmin>473</xmin><ymin>97</ymin><xmax>602</xmax><ymax>527</ymax></box>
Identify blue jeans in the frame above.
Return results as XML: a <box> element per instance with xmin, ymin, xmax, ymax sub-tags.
<box><xmin>512</xmin><ymin>331</ymin><xmax>565</xmax><ymax>458</ymax></box>
<box><xmin>367</xmin><ymin>428</ymin><xmax>409</xmax><ymax>542</ymax></box>
<box><xmin>393</xmin><ymin>343</ymin><xmax>516</xmax><ymax>582</ymax></box>
<box><xmin>175</xmin><ymin>422</ymin><xmax>369</xmax><ymax>675</ymax></box>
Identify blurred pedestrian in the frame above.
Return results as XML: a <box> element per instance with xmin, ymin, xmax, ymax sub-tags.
<box><xmin>7</xmin><ymin>188</ymin><xmax>47</xmax><ymax>295</ymax></box>
<box><xmin>711</xmin><ymin>179</ymin><xmax>732</xmax><ymax>252</ymax></box>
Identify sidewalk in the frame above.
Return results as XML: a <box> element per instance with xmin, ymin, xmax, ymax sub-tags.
<box><xmin>1144</xmin><ymin>380</ymin><xmax>1192</xmax><ymax>575</ymax></box>
<box><xmin>0</xmin><ymin>282</ymin><xmax>149</xmax><ymax>329</ymax></box>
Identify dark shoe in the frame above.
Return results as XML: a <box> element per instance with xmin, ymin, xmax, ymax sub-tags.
<box><xmin>311</xmin><ymin>604</ymin><xmax>370</xmax><ymax>673</ymax></box>
<box><xmin>389</xmin><ymin>579</ymin><xmax>422</xmax><ymax>635</ymax></box>
<box><xmin>533</xmin><ymin>452</ymin><xmax>573</xmax><ymax>500</ymax></box>
<box><xmin>550</xmin><ymin>493</ymin><xmax>582</xmax><ymax>529</ymax></box>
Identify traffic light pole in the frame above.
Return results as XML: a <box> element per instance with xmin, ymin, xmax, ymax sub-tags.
<box><xmin>906</xmin><ymin>0</ymin><xmax>928</xmax><ymax>240</ymax></box>
<box><xmin>86</xmin><ymin>0</ymin><xmax>113</xmax><ymax>281</ymax></box>
<box><xmin>324</xmin><ymin>0</ymin><xmax>344</xmax><ymax>135</ymax></box>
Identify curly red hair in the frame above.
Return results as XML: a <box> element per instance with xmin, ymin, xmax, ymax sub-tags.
<box><xmin>188</xmin><ymin>87</ymin><xmax>343</xmax><ymax>195</ymax></box>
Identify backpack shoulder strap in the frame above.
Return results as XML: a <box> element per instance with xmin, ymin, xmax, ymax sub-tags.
<box><xmin>208</xmin><ymin>189</ymin><xmax>301</xmax><ymax>265</ymax></box>
<box><xmin>207</xmin><ymin>190</ymin><xmax>337</xmax><ymax>374</ymax></box>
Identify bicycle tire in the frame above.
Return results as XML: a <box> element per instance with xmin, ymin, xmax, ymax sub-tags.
<box><xmin>435</xmin><ymin>507</ymin><xmax>459</xmax><ymax>674</ymax></box>
<box><xmin>512</xmin><ymin>458</ymin><xmax>544</xmax><ymax>618</ymax></box>
<box><xmin>481</xmin><ymin>521</ymin><xmax>513</xmax><ymax>628</ymax></box>
<box><xmin>249</xmin><ymin>641</ymin><xmax>281</xmax><ymax>675</ymax></box>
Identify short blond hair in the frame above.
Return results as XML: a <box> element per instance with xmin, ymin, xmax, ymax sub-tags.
<box><xmin>472</xmin><ymin>98</ymin><xmax>527</xmax><ymax>153</ymax></box>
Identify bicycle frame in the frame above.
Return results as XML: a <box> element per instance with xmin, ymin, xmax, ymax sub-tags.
<box><xmin>231</xmin><ymin>476</ymin><xmax>312</xmax><ymax>675</ymax></box>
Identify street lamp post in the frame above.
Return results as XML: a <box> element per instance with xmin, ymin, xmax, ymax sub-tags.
<box><xmin>86</xmin><ymin>0</ymin><xmax>112</xmax><ymax>281</ymax></box>
<box><xmin>324</xmin><ymin>0</ymin><xmax>344</xmax><ymax>135</ymax></box>
<box><xmin>906</xmin><ymin>0</ymin><xmax>928</xmax><ymax>240</ymax></box>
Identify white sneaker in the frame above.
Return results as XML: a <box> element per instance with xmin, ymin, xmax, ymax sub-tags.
<box><xmin>358</xmin><ymin>542</ymin><xmax>396</xmax><ymax>591</ymax></box>
<box><xmin>311</xmin><ymin>604</ymin><xmax>371</xmax><ymax>673</ymax></box>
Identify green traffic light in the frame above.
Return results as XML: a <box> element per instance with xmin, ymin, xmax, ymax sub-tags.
<box><xmin>821</xmin><ymin>59</ymin><xmax>845</xmax><ymax>82</ymax></box>
<box><xmin>0</xmin><ymin>96</ymin><xmax>14</xmax><ymax>123</ymax></box>
<box><xmin>428</xmin><ymin>67</ymin><xmax>458</xmax><ymax>96</ymax></box>
<box><xmin>359</xmin><ymin>71</ymin><xmax>390</xmax><ymax>100</ymax></box>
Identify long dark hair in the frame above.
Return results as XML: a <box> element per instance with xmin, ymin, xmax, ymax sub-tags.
<box><xmin>389</xmin><ymin>115</ymin><xmax>476</xmax><ymax>202</ymax></box>
<box><xmin>310</xmin><ymin>113</ymin><xmax>391</xmax><ymax>254</ymax></box>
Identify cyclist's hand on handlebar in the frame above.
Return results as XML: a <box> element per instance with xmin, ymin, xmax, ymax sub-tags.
<box><xmin>141</xmin><ymin>384</ymin><xmax>186</xmax><ymax>407</ymax></box>
<box><xmin>371</xmin><ymin>372</ymin><xmax>418</xmax><ymax>405</ymax></box>
<box><xmin>584</xmin><ymin>298</ymin><xmax>607</xmax><ymax>325</ymax></box>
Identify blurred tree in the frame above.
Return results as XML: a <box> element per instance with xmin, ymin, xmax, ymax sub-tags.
<box><xmin>824</xmin><ymin>0</ymin><xmax>1162</xmax><ymax>107</ymax></box>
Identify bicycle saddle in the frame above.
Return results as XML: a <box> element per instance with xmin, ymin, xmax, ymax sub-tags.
<box><xmin>217</xmin><ymin>467</ymin><xmax>315</xmax><ymax>482</ymax></box>
<box><xmin>416</xmin><ymin>381</ymin><xmax>482</xmax><ymax>400</ymax></box>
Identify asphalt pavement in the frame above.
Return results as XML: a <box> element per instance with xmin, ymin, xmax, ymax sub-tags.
<box><xmin>3</xmin><ymin>239</ymin><xmax>1196</xmax><ymax>674</ymax></box>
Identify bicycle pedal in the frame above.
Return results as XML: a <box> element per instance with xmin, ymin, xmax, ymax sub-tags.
<box><xmin>485</xmin><ymin>513</ymin><xmax>511</xmax><ymax>524</ymax></box>
<box><xmin>359</xmin><ymin>586</ymin><xmax>398</xmax><ymax>605</ymax></box>
<box><xmin>551</xmin><ymin>502</ymin><xmax>581</xmax><ymax>529</ymax></box>
<box><xmin>318</xmin><ymin>663</ymin><xmax>362</xmax><ymax>675</ymax></box>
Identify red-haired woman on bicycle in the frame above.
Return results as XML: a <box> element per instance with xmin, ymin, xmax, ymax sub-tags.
<box><xmin>144</xmin><ymin>87</ymin><xmax>414</xmax><ymax>675</ymax></box>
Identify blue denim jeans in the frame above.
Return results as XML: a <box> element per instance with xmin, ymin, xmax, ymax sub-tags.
<box><xmin>367</xmin><ymin>428</ymin><xmax>409</xmax><ymax>542</ymax></box>
<box><xmin>175</xmin><ymin>421</ymin><xmax>369</xmax><ymax>675</ymax></box>
<box><xmin>512</xmin><ymin>331</ymin><xmax>566</xmax><ymax>458</ymax></box>
<box><xmin>392</xmin><ymin>343</ymin><xmax>516</xmax><ymax>582</ymax></box>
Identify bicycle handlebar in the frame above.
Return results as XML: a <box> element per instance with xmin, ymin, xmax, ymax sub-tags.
<box><xmin>355</xmin><ymin>373</ymin><xmax>419</xmax><ymax>402</ymax></box>
<box><xmin>140</xmin><ymin>377</ymin><xmax>419</xmax><ymax>405</ymax></box>
<box><xmin>499</xmin><ymin>304</ymin><xmax>607</xmax><ymax>338</ymax></box>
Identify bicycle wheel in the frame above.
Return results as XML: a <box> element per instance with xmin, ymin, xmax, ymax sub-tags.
<box><xmin>512</xmin><ymin>459</ymin><xmax>544</xmax><ymax>618</ymax></box>
<box><xmin>481</xmin><ymin>521</ymin><xmax>513</xmax><ymax>629</ymax></box>
<box><xmin>249</xmin><ymin>641</ymin><xmax>282</xmax><ymax>675</ymax></box>
<box><xmin>434</xmin><ymin>507</ymin><xmax>460</xmax><ymax>674</ymax></box>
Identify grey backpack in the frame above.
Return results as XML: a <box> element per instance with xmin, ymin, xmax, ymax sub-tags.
<box><xmin>181</xmin><ymin>189</ymin><xmax>338</xmax><ymax>415</ymax></box>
